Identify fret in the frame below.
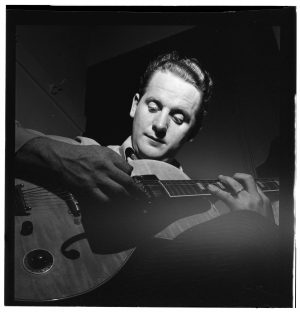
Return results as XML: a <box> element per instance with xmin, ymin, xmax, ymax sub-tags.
<box><xmin>196</xmin><ymin>182</ymin><xmax>206</xmax><ymax>191</ymax></box>
<box><xmin>191</xmin><ymin>183</ymin><xmax>202</xmax><ymax>194</ymax></box>
<box><xmin>169</xmin><ymin>183</ymin><xmax>180</xmax><ymax>196</ymax></box>
<box><xmin>161</xmin><ymin>180</ymin><xmax>209</xmax><ymax>198</ymax></box>
<box><xmin>196</xmin><ymin>180</ymin><xmax>214</xmax><ymax>192</ymax></box>
<box><xmin>256</xmin><ymin>181</ymin><xmax>264</xmax><ymax>188</ymax></box>
<box><xmin>215</xmin><ymin>181</ymin><xmax>226</xmax><ymax>190</ymax></box>
<box><xmin>163</xmin><ymin>182</ymin><xmax>184</xmax><ymax>197</ymax></box>
<box><xmin>181</xmin><ymin>183</ymin><xmax>193</xmax><ymax>195</ymax></box>
<box><xmin>263</xmin><ymin>181</ymin><xmax>273</xmax><ymax>190</ymax></box>
<box><xmin>270</xmin><ymin>181</ymin><xmax>280</xmax><ymax>189</ymax></box>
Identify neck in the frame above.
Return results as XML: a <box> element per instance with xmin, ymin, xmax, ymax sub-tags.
<box><xmin>133</xmin><ymin>175</ymin><xmax>280</xmax><ymax>199</ymax></box>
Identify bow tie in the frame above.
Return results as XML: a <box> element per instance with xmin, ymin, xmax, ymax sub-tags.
<box><xmin>125</xmin><ymin>147</ymin><xmax>138</xmax><ymax>161</ymax></box>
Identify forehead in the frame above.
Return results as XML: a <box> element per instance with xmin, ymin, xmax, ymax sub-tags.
<box><xmin>144</xmin><ymin>71</ymin><xmax>202</xmax><ymax>113</ymax></box>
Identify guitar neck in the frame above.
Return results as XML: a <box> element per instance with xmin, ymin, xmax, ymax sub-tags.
<box><xmin>135</xmin><ymin>176</ymin><xmax>279</xmax><ymax>199</ymax></box>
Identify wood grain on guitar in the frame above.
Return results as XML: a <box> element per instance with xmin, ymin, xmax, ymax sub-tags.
<box><xmin>14</xmin><ymin>159</ymin><xmax>279</xmax><ymax>302</ymax></box>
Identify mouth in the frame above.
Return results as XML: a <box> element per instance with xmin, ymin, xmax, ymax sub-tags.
<box><xmin>145</xmin><ymin>134</ymin><xmax>165</xmax><ymax>144</ymax></box>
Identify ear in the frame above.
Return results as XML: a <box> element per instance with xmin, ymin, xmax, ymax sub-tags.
<box><xmin>187</xmin><ymin>125</ymin><xmax>202</xmax><ymax>143</ymax></box>
<box><xmin>130</xmin><ymin>93</ymin><xmax>140</xmax><ymax>118</ymax></box>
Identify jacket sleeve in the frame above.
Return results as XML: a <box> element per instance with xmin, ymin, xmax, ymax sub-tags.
<box><xmin>15</xmin><ymin>120</ymin><xmax>45</xmax><ymax>153</ymax></box>
<box><xmin>15</xmin><ymin>121</ymin><xmax>101</xmax><ymax>153</ymax></box>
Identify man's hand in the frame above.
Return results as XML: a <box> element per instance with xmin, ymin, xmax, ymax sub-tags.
<box><xmin>15</xmin><ymin>136</ymin><xmax>141</xmax><ymax>203</ymax></box>
<box><xmin>56</xmin><ymin>144</ymin><xmax>141</xmax><ymax>202</ymax></box>
<box><xmin>208</xmin><ymin>173</ymin><xmax>274</xmax><ymax>222</ymax></box>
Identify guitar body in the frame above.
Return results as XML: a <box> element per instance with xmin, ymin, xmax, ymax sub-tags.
<box><xmin>15</xmin><ymin>160</ymin><xmax>219</xmax><ymax>302</ymax></box>
<box><xmin>15</xmin><ymin>159</ymin><xmax>268</xmax><ymax>302</ymax></box>
<box><xmin>14</xmin><ymin>178</ymin><xmax>134</xmax><ymax>302</ymax></box>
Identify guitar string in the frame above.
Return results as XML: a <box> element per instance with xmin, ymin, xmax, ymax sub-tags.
<box><xmin>23</xmin><ymin>190</ymin><xmax>72</xmax><ymax>198</ymax></box>
<box><xmin>19</xmin><ymin>178</ymin><xmax>279</xmax><ymax>191</ymax></box>
<box><xmin>20</xmin><ymin>178</ymin><xmax>279</xmax><ymax>191</ymax></box>
<box><xmin>19</xmin><ymin>178</ymin><xmax>279</xmax><ymax>206</ymax></box>
<box><xmin>23</xmin><ymin>191</ymin><xmax>70</xmax><ymax>197</ymax></box>
<box><xmin>24</xmin><ymin>195</ymin><xmax>73</xmax><ymax>201</ymax></box>
<box><xmin>139</xmin><ymin>180</ymin><xmax>279</xmax><ymax>189</ymax></box>
<box><xmin>136</xmin><ymin>179</ymin><xmax>279</xmax><ymax>184</ymax></box>
<box><xmin>23</xmin><ymin>196</ymin><xmax>73</xmax><ymax>202</ymax></box>
<box><xmin>22</xmin><ymin>187</ymin><xmax>68</xmax><ymax>194</ymax></box>
<box><xmin>24</xmin><ymin>200</ymin><xmax>75</xmax><ymax>206</ymax></box>
<box><xmin>21</xmin><ymin>179</ymin><xmax>279</xmax><ymax>198</ymax></box>
<box><xmin>23</xmin><ymin>197</ymin><xmax>78</xmax><ymax>208</ymax></box>
<box><xmin>23</xmin><ymin>186</ymin><xmax>278</xmax><ymax>204</ymax></box>
<box><xmin>24</xmin><ymin>186</ymin><xmax>278</xmax><ymax>201</ymax></box>
<box><xmin>21</xmin><ymin>185</ymin><xmax>212</xmax><ymax>202</ymax></box>
<box><xmin>17</xmin><ymin>177</ymin><xmax>279</xmax><ymax>212</ymax></box>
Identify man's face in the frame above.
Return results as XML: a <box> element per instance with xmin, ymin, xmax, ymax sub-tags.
<box><xmin>130</xmin><ymin>70</ymin><xmax>203</xmax><ymax>162</ymax></box>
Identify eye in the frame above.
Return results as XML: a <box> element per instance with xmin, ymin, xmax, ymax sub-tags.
<box><xmin>172</xmin><ymin>113</ymin><xmax>184</xmax><ymax>125</ymax></box>
<box><xmin>147</xmin><ymin>102</ymin><xmax>159</xmax><ymax>112</ymax></box>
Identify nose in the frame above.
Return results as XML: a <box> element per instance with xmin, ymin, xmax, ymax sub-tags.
<box><xmin>152</xmin><ymin>111</ymin><xmax>169</xmax><ymax>138</ymax></box>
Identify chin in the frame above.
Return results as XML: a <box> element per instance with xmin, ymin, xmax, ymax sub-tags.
<box><xmin>137</xmin><ymin>145</ymin><xmax>167</xmax><ymax>161</ymax></box>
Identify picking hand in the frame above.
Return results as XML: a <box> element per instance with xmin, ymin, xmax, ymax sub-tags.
<box><xmin>16</xmin><ymin>136</ymin><xmax>142</xmax><ymax>203</ymax></box>
<box><xmin>53</xmin><ymin>143</ymin><xmax>142</xmax><ymax>203</ymax></box>
<box><xmin>208</xmin><ymin>173</ymin><xmax>274</xmax><ymax>222</ymax></box>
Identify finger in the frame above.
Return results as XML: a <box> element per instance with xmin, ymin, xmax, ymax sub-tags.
<box><xmin>218</xmin><ymin>175</ymin><xmax>244</xmax><ymax>194</ymax></box>
<box><xmin>114</xmin><ymin>160</ymin><xmax>133</xmax><ymax>175</ymax></box>
<box><xmin>256</xmin><ymin>184</ymin><xmax>270</xmax><ymax>203</ymax></box>
<box><xmin>97</xmin><ymin>177</ymin><xmax>131</xmax><ymax>199</ymax></box>
<box><xmin>256</xmin><ymin>185</ymin><xmax>274</xmax><ymax>220</ymax></box>
<box><xmin>207</xmin><ymin>183</ymin><xmax>236</xmax><ymax>206</ymax></box>
<box><xmin>107</xmin><ymin>166</ymin><xmax>142</xmax><ymax>195</ymax></box>
<box><xmin>110</xmin><ymin>153</ymin><xmax>133</xmax><ymax>175</ymax></box>
<box><xmin>98</xmin><ymin>146</ymin><xmax>133</xmax><ymax>175</ymax></box>
<box><xmin>99</xmin><ymin>179</ymin><xmax>147</xmax><ymax>209</ymax></box>
<box><xmin>233</xmin><ymin>173</ymin><xmax>258</xmax><ymax>195</ymax></box>
<box><xmin>88</xmin><ymin>187</ymin><xmax>110</xmax><ymax>203</ymax></box>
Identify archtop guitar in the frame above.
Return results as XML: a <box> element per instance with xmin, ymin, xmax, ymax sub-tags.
<box><xmin>14</xmin><ymin>159</ymin><xmax>279</xmax><ymax>301</ymax></box>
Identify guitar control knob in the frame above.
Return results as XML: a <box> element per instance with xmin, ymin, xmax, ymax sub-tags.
<box><xmin>23</xmin><ymin>249</ymin><xmax>54</xmax><ymax>274</ymax></box>
<box><xmin>20</xmin><ymin>221</ymin><xmax>33</xmax><ymax>235</ymax></box>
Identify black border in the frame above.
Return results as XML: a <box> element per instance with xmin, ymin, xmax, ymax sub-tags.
<box><xmin>5</xmin><ymin>6</ymin><xmax>296</xmax><ymax>307</ymax></box>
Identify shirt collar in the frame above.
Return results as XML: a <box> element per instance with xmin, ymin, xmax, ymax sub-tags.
<box><xmin>119</xmin><ymin>136</ymin><xmax>134</xmax><ymax>161</ymax></box>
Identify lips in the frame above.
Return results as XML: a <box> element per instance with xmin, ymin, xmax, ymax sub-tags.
<box><xmin>145</xmin><ymin>134</ymin><xmax>165</xmax><ymax>144</ymax></box>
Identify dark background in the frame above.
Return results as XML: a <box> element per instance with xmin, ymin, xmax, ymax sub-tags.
<box><xmin>85</xmin><ymin>24</ymin><xmax>281</xmax><ymax>179</ymax></box>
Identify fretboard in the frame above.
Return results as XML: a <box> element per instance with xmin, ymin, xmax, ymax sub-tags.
<box><xmin>139</xmin><ymin>177</ymin><xmax>279</xmax><ymax>199</ymax></box>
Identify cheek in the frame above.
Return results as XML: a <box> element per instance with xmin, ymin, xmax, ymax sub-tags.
<box><xmin>133</xmin><ymin>115</ymin><xmax>147</xmax><ymax>138</ymax></box>
<box><xmin>136</xmin><ymin>109</ymin><xmax>152</xmax><ymax>129</ymax></box>
<box><xmin>168</xmin><ymin>126</ymin><xmax>190</xmax><ymax>144</ymax></box>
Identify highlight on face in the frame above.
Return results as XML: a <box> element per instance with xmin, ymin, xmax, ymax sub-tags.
<box><xmin>130</xmin><ymin>70</ymin><xmax>203</xmax><ymax>162</ymax></box>
<box><xmin>138</xmin><ymin>51</ymin><xmax>213</xmax><ymax>138</ymax></box>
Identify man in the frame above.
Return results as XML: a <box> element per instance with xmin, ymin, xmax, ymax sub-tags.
<box><xmin>14</xmin><ymin>52</ymin><xmax>279</xmax><ymax>306</ymax></box>
<box><xmin>15</xmin><ymin>52</ymin><xmax>272</xmax><ymax>219</ymax></box>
